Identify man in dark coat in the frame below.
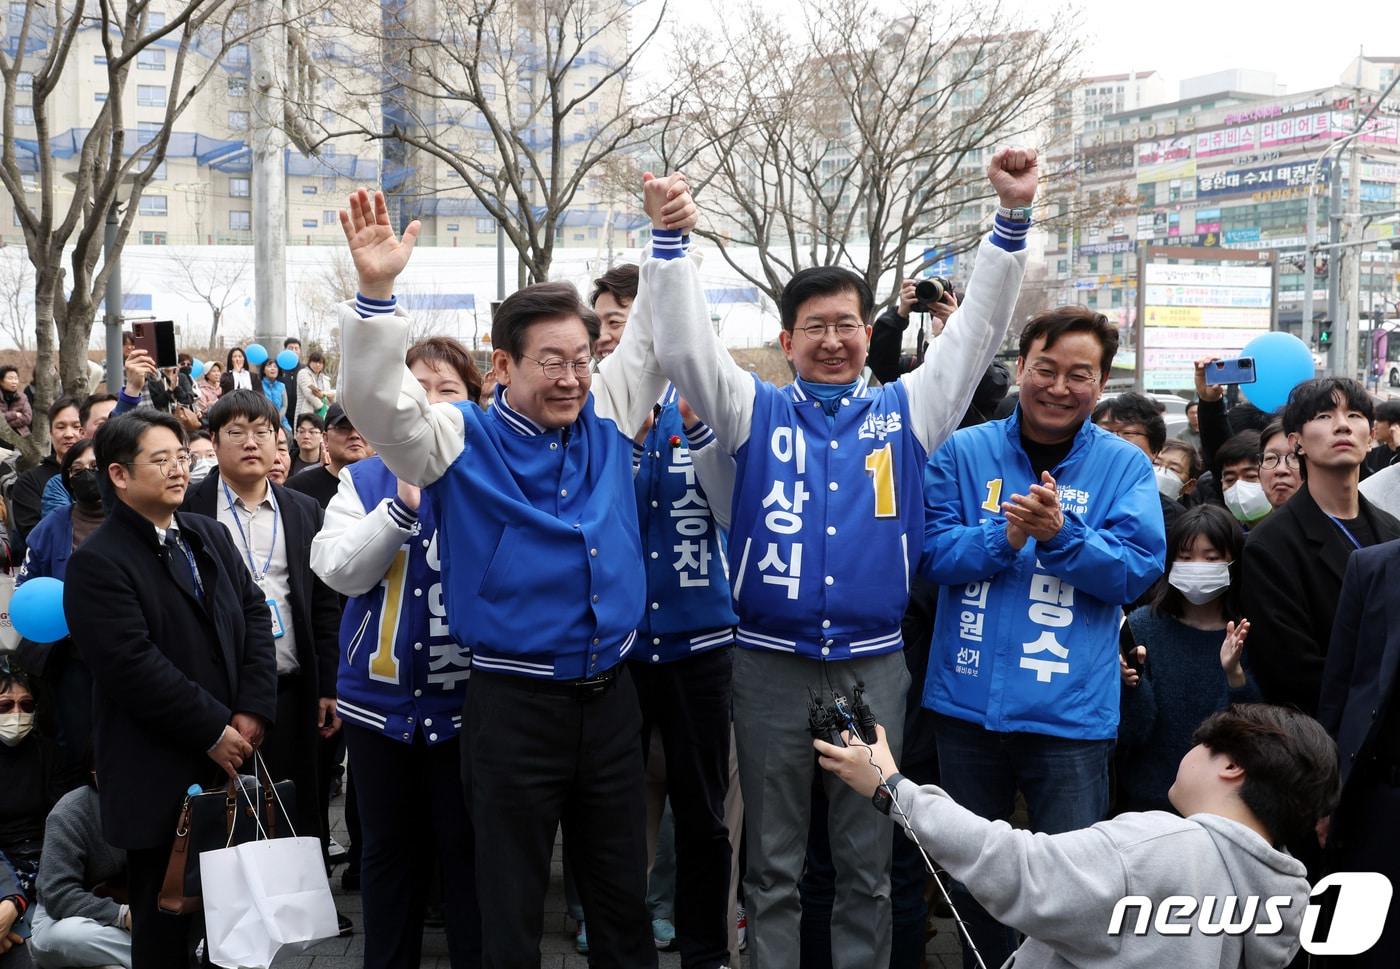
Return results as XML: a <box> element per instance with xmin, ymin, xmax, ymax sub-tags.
<box><xmin>1319</xmin><ymin>536</ymin><xmax>1400</xmax><ymax>967</ymax></box>
<box><xmin>64</xmin><ymin>409</ymin><xmax>277</xmax><ymax>968</ymax></box>
<box><xmin>180</xmin><ymin>391</ymin><xmax>341</xmax><ymax>874</ymax></box>
<box><xmin>1242</xmin><ymin>378</ymin><xmax>1400</xmax><ymax>718</ymax></box>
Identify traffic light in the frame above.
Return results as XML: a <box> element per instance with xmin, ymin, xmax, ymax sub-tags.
<box><xmin>1318</xmin><ymin>326</ymin><xmax>1332</xmax><ymax>349</ymax></box>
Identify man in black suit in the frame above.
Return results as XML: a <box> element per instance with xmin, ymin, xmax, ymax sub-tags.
<box><xmin>181</xmin><ymin>391</ymin><xmax>343</xmax><ymax>891</ymax></box>
<box><xmin>64</xmin><ymin>410</ymin><xmax>277</xmax><ymax>968</ymax></box>
<box><xmin>1243</xmin><ymin>378</ymin><xmax>1400</xmax><ymax>718</ymax></box>
<box><xmin>1319</xmin><ymin>537</ymin><xmax>1400</xmax><ymax>966</ymax></box>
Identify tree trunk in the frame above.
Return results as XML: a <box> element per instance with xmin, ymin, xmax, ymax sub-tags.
<box><xmin>209</xmin><ymin>309</ymin><xmax>222</xmax><ymax>350</ymax></box>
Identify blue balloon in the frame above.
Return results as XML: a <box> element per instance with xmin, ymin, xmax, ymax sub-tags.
<box><xmin>1240</xmin><ymin>332</ymin><xmax>1315</xmax><ymax>413</ymax></box>
<box><xmin>190</xmin><ymin>360</ymin><xmax>206</xmax><ymax>380</ymax></box>
<box><xmin>10</xmin><ymin>577</ymin><xmax>69</xmax><ymax>643</ymax></box>
<box><xmin>276</xmin><ymin>349</ymin><xmax>299</xmax><ymax>371</ymax></box>
<box><xmin>244</xmin><ymin>343</ymin><xmax>269</xmax><ymax>366</ymax></box>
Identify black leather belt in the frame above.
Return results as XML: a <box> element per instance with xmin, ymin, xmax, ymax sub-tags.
<box><xmin>479</xmin><ymin>665</ymin><xmax>622</xmax><ymax>700</ymax></box>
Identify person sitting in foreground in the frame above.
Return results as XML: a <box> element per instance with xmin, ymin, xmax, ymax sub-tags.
<box><xmin>815</xmin><ymin>703</ymin><xmax>1337</xmax><ymax>969</ymax></box>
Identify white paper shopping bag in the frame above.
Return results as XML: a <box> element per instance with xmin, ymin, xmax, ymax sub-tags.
<box><xmin>201</xmin><ymin>836</ymin><xmax>338</xmax><ymax>969</ymax></box>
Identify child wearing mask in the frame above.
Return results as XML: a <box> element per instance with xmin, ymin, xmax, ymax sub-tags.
<box><xmin>1117</xmin><ymin>504</ymin><xmax>1260</xmax><ymax>812</ymax></box>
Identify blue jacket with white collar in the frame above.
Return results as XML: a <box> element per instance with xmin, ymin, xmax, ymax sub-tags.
<box><xmin>335</xmin><ymin>457</ymin><xmax>471</xmax><ymax>744</ymax></box>
<box><xmin>424</xmin><ymin>386</ymin><xmax>645</xmax><ymax>680</ymax></box>
<box><xmin>632</xmin><ymin>386</ymin><xmax>737</xmax><ymax>664</ymax></box>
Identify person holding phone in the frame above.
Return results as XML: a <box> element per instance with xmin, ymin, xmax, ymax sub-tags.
<box><xmin>1117</xmin><ymin>505</ymin><xmax>1259</xmax><ymax>812</ymax></box>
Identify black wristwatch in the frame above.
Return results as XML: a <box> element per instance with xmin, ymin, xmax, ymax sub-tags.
<box><xmin>872</xmin><ymin>784</ymin><xmax>893</xmax><ymax>815</ymax></box>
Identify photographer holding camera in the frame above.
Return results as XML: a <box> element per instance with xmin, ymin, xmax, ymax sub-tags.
<box><xmin>866</xmin><ymin>278</ymin><xmax>959</xmax><ymax>385</ymax></box>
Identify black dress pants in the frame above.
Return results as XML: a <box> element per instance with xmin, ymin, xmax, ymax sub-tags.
<box><xmin>463</xmin><ymin>667</ymin><xmax>655</xmax><ymax>969</ymax></box>
<box><xmin>345</xmin><ymin>723</ymin><xmax>481</xmax><ymax>969</ymax></box>
<box><xmin>631</xmin><ymin>647</ymin><xmax>733</xmax><ymax>969</ymax></box>
<box><xmin>127</xmin><ymin>843</ymin><xmax>200</xmax><ymax>969</ymax></box>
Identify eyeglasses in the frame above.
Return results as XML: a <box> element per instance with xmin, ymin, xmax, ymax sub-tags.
<box><xmin>795</xmin><ymin>321</ymin><xmax>863</xmax><ymax>340</ymax></box>
<box><xmin>1026</xmin><ymin>366</ymin><xmax>1099</xmax><ymax>390</ymax></box>
<box><xmin>0</xmin><ymin>697</ymin><xmax>35</xmax><ymax>714</ymax></box>
<box><xmin>1259</xmin><ymin>452</ymin><xmax>1300</xmax><ymax>470</ymax></box>
<box><xmin>129</xmin><ymin>453</ymin><xmax>193</xmax><ymax>476</ymax></box>
<box><xmin>521</xmin><ymin>355</ymin><xmax>592</xmax><ymax>380</ymax></box>
<box><xmin>221</xmin><ymin>427</ymin><xmax>275</xmax><ymax>444</ymax></box>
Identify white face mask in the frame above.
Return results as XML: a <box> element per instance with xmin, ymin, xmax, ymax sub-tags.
<box><xmin>1154</xmin><ymin>465</ymin><xmax>1184</xmax><ymax>501</ymax></box>
<box><xmin>0</xmin><ymin>711</ymin><xmax>34</xmax><ymax>747</ymax></box>
<box><xmin>1224</xmin><ymin>479</ymin><xmax>1271</xmax><ymax>524</ymax></box>
<box><xmin>1168</xmin><ymin>561</ymin><xmax>1232</xmax><ymax>605</ymax></box>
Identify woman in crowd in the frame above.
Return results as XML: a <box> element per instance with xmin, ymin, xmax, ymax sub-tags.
<box><xmin>16</xmin><ymin>440</ymin><xmax>105</xmax><ymax>790</ymax></box>
<box><xmin>197</xmin><ymin>361</ymin><xmax>223</xmax><ymax>414</ymax></box>
<box><xmin>219</xmin><ymin>346</ymin><xmax>253</xmax><ymax>394</ymax></box>
<box><xmin>296</xmin><ymin>350</ymin><xmax>335</xmax><ymax>420</ymax></box>
<box><xmin>258</xmin><ymin>358</ymin><xmax>293</xmax><ymax>434</ymax></box>
<box><xmin>1117</xmin><ymin>504</ymin><xmax>1260</xmax><ymax>812</ymax></box>
<box><xmin>1151</xmin><ymin>439</ymin><xmax>1202</xmax><ymax>506</ymax></box>
<box><xmin>0</xmin><ymin>662</ymin><xmax>63</xmax><ymax>966</ymax></box>
<box><xmin>0</xmin><ymin>367</ymin><xmax>32</xmax><ymax>438</ymax></box>
<box><xmin>1258</xmin><ymin>418</ymin><xmax>1302</xmax><ymax>511</ymax></box>
<box><xmin>311</xmin><ymin>336</ymin><xmax>483</xmax><ymax>969</ymax></box>
<box><xmin>10</xmin><ymin>398</ymin><xmax>82</xmax><ymax>559</ymax></box>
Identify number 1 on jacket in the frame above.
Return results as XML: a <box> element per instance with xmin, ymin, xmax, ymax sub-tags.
<box><xmin>865</xmin><ymin>444</ymin><xmax>897</xmax><ymax>519</ymax></box>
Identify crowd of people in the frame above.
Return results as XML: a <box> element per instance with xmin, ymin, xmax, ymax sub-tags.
<box><xmin>0</xmin><ymin>147</ymin><xmax>1394</xmax><ymax>969</ymax></box>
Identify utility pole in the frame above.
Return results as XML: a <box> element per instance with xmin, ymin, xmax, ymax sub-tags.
<box><xmin>1327</xmin><ymin>162</ymin><xmax>1345</xmax><ymax>375</ymax></box>
<box><xmin>1342</xmin><ymin>52</ymin><xmax>1366</xmax><ymax>380</ymax></box>
<box><xmin>250</xmin><ymin>0</ymin><xmax>288</xmax><ymax>349</ymax></box>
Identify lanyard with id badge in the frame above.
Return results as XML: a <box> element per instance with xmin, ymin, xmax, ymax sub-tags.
<box><xmin>223</xmin><ymin>481</ymin><xmax>286</xmax><ymax>639</ymax></box>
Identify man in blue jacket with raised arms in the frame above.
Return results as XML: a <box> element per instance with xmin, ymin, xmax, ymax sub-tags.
<box><xmin>920</xmin><ymin>306</ymin><xmax>1166</xmax><ymax>969</ymax></box>
<box><xmin>651</xmin><ymin>148</ymin><xmax>1039</xmax><ymax>969</ymax></box>
<box><xmin>335</xmin><ymin>179</ymin><xmax>694</xmax><ymax>969</ymax></box>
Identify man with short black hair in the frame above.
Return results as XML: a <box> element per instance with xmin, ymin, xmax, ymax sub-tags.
<box><xmin>591</xmin><ymin>264</ymin><xmax>639</xmax><ymax>360</ymax></box>
<box><xmin>287</xmin><ymin>404</ymin><xmax>370</xmax><ymax>508</ymax></box>
<box><xmin>652</xmin><ymin>152</ymin><xmax>1039</xmax><ymax>969</ymax></box>
<box><xmin>78</xmin><ymin>395</ymin><xmax>117</xmax><ymax>439</ymax></box>
<box><xmin>1176</xmin><ymin>399</ymin><xmax>1202</xmax><ymax>450</ymax></box>
<box><xmin>1243</xmin><ymin>377</ymin><xmax>1400</xmax><ymax>718</ymax></box>
<box><xmin>337</xmin><ymin>182</ymin><xmax>688</xmax><ymax>968</ymax></box>
<box><xmin>1093</xmin><ymin>392</ymin><xmax>1180</xmax><ymax>534</ymax></box>
<box><xmin>817</xmin><ymin>703</ymin><xmax>1338</xmax><ymax>969</ymax></box>
<box><xmin>1363</xmin><ymin>399</ymin><xmax>1400</xmax><ymax>478</ymax></box>
<box><xmin>280</xmin><ymin>337</ymin><xmax>303</xmax><ymax>419</ymax></box>
<box><xmin>64</xmin><ymin>410</ymin><xmax>276</xmax><ymax>968</ymax></box>
<box><xmin>917</xmin><ymin>305</ymin><xmax>1165</xmax><ymax>969</ymax></box>
<box><xmin>292</xmin><ymin>412</ymin><xmax>325</xmax><ymax>475</ymax></box>
<box><xmin>182</xmin><ymin>391</ymin><xmax>343</xmax><ymax>928</ymax></box>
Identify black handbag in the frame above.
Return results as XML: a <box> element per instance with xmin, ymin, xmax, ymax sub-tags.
<box><xmin>158</xmin><ymin>753</ymin><xmax>297</xmax><ymax>915</ymax></box>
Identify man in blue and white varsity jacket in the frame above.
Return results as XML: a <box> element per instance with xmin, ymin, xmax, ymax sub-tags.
<box><xmin>335</xmin><ymin>180</ymin><xmax>695</xmax><ymax>969</ymax></box>
<box><xmin>919</xmin><ymin>306</ymin><xmax>1166</xmax><ymax>969</ymax></box>
<box><xmin>650</xmin><ymin>148</ymin><xmax>1039</xmax><ymax>969</ymax></box>
<box><xmin>594</xmin><ymin>261</ymin><xmax>739</xmax><ymax>969</ymax></box>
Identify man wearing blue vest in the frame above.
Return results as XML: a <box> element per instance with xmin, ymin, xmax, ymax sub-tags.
<box><xmin>651</xmin><ymin>149</ymin><xmax>1039</xmax><ymax>969</ymax></box>
<box><xmin>336</xmin><ymin>181</ymin><xmax>693</xmax><ymax>969</ymax></box>
<box><xmin>589</xmin><ymin>260</ymin><xmax>739</xmax><ymax>968</ymax></box>
<box><xmin>920</xmin><ymin>306</ymin><xmax>1166</xmax><ymax>969</ymax></box>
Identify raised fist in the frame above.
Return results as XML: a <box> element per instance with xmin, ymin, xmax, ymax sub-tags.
<box><xmin>987</xmin><ymin>147</ymin><xmax>1039</xmax><ymax>209</ymax></box>
<box><xmin>643</xmin><ymin>171</ymin><xmax>697</xmax><ymax>233</ymax></box>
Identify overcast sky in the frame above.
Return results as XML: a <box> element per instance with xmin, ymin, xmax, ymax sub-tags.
<box><xmin>647</xmin><ymin>0</ymin><xmax>1400</xmax><ymax>99</ymax></box>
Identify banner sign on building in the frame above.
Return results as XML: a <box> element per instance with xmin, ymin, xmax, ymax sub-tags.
<box><xmin>1195</xmin><ymin>162</ymin><xmax>1323</xmax><ymax>199</ymax></box>
<box><xmin>1140</xmin><ymin>261</ymin><xmax>1275</xmax><ymax>390</ymax></box>
<box><xmin>1195</xmin><ymin>125</ymin><xmax>1257</xmax><ymax>158</ymax></box>
<box><xmin>1078</xmin><ymin>240</ymin><xmax>1136</xmax><ymax>257</ymax></box>
<box><xmin>1138</xmin><ymin>137</ymin><xmax>1192</xmax><ymax>167</ymax></box>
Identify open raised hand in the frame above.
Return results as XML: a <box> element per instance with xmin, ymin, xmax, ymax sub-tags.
<box><xmin>339</xmin><ymin>189</ymin><xmax>421</xmax><ymax>300</ymax></box>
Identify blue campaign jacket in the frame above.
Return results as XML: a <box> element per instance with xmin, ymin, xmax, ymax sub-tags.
<box><xmin>336</xmin><ymin>457</ymin><xmax>471</xmax><ymax>744</ymax></box>
<box><xmin>18</xmin><ymin>505</ymin><xmax>76</xmax><ymax>584</ymax></box>
<box><xmin>728</xmin><ymin>375</ymin><xmax>926</xmax><ymax>660</ymax></box>
<box><xmin>632</xmin><ymin>387</ymin><xmax>736</xmax><ymax>664</ymax></box>
<box><xmin>920</xmin><ymin>409</ymin><xmax>1166</xmax><ymax>741</ymax></box>
<box><xmin>424</xmin><ymin>388</ymin><xmax>644</xmax><ymax>680</ymax></box>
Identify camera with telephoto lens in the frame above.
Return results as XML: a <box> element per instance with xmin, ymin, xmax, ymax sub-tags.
<box><xmin>913</xmin><ymin>277</ymin><xmax>953</xmax><ymax>314</ymax></box>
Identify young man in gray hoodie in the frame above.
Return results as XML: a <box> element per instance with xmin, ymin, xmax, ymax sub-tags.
<box><xmin>816</xmin><ymin>703</ymin><xmax>1338</xmax><ymax>969</ymax></box>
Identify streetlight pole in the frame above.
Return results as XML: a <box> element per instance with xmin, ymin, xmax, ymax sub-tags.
<box><xmin>103</xmin><ymin>200</ymin><xmax>123</xmax><ymax>391</ymax></box>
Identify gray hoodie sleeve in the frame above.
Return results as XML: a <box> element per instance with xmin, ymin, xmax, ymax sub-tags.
<box><xmin>890</xmin><ymin>778</ymin><xmax>1127</xmax><ymax>961</ymax></box>
<box><xmin>36</xmin><ymin>791</ymin><xmax>122</xmax><ymax>925</ymax></box>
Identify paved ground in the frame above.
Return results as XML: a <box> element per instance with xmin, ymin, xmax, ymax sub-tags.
<box><xmin>277</xmin><ymin>793</ymin><xmax>966</xmax><ymax>968</ymax></box>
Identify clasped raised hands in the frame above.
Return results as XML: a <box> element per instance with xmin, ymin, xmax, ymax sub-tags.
<box><xmin>642</xmin><ymin>171</ymin><xmax>697</xmax><ymax>233</ymax></box>
<box><xmin>1003</xmin><ymin>471</ymin><xmax>1064</xmax><ymax>549</ymax></box>
<box><xmin>339</xmin><ymin>189</ymin><xmax>421</xmax><ymax>301</ymax></box>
